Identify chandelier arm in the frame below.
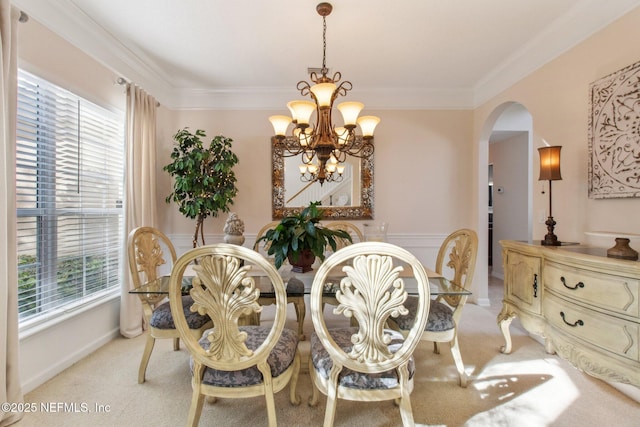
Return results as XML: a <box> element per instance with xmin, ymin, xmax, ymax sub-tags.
<box><xmin>278</xmin><ymin>137</ymin><xmax>310</xmax><ymax>157</ymax></box>
<box><xmin>331</xmin><ymin>149</ymin><xmax>347</xmax><ymax>163</ymax></box>
<box><xmin>334</xmin><ymin>80</ymin><xmax>352</xmax><ymax>98</ymax></box>
<box><xmin>302</xmin><ymin>150</ymin><xmax>317</xmax><ymax>164</ymax></box>
<box><xmin>297</xmin><ymin>80</ymin><xmax>312</xmax><ymax>96</ymax></box>
<box><xmin>344</xmin><ymin>141</ymin><xmax>375</xmax><ymax>158</ymax></box>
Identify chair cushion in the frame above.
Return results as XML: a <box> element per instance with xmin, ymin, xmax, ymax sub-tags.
<box><xmin>195</xmin><ymin>326</ymin><xmax>299</xmax><ymax>387</ymax></box>
<box><xmin>310</xmin><ymin>327</ymin><xmax>415</xmax><ymax>389</ymax></box>
<box><xmin>392</xmin><ymin>298</ymin><xmax>455</xmax><ymax>332</ymax></box>
<box><xmin>150</xmin><ymin>296</ymin><xmax>210</xmax><ymax>330</ymax></box>
<box><xmin>286</xmin><ymin>277</ymin><xmax>305</xmax><ymax>294</ymax></box>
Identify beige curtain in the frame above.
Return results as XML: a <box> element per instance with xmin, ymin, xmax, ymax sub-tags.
<box><xmin>120</xmin><ymin>85</ymin><xmax>159</xmax><ymax>338</ymax></box>
<box><xmin>0</xmin><ymin>2</ymin><xmax>23</xmax><ymax>425</ymax></box>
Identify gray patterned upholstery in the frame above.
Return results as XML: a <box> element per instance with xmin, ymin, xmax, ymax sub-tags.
<box><xmin>194</xmin><ymin>326</ymin><xmax>299</xmax><ymax>387</ymax></box>
<box><xmin>286</xmin><ymin>277</ymin><xmax>304</xmax><ymax>294</ymax></box>
<box><xmin>310</xmin><ymin>327</ymin><xmax>415</xmax><ymax>389</ymax></box>
<box><xmin>392</xmin><ymin>298</ymin><xmax>455</xmax><ymax>332</ymax></box>
<box><xmin>149</xmin><ymin>296</ymin><xmax>210</xmax><ymax>330</ymax></box>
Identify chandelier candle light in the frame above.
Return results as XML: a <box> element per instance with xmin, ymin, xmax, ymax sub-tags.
<box><xmin>269</xmin><ymin>2</ymin><xmax>380</xmax><ymax>185</ymax></box>
<box><xmin>538</xmin><ymin>145</ymin><xmax>562</xmax><ymax>246</ymax></box>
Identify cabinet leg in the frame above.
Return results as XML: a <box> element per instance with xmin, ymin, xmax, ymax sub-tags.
<box><xmin>497</xmin><ymin>305</ymin><xmax>516</xmax><ymax>354</ymax></box>
<box><xmin>544</xmin><ymin>338</ymin><xmax>555</xmax><ymax>354</ymax></box>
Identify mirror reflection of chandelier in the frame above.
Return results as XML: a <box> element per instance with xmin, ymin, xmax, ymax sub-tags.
<box><xmin>269</xmin><ymin>2</ymin><xmax>380</xmax><ymax>185</ymax></box>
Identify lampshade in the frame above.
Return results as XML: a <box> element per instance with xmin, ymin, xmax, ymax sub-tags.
<box><xmin>538</xmin><ymin>145</ymin><xmax>562</xmax><ymax>181</ymax></box>
<box><xmin>269</xmin><ymin>115</ymin><xmax>292</xmax><ymax>136</ymax></box>
<box><xmin>357</xmin><ymin>115</ymin><xmax>381</xmax><ymax>137</ymax></box>
<box><xmin>287</xmin><ymin>100</ymin><xmax>316</xmax><ymax>125</ymax></box>
<box><xmin>337</xmin><ymin>101</ymin><xmax>364</xmax><ymax>126</ymax></box>
<box><xmin>310</xmin><ymin>82</ymin><xmax>336</xmax><ymax>108</ymax></box>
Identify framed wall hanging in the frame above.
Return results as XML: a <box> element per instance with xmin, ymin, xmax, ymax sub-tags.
<box><xmin>588</xmin><ymin>59</ymin><xmax>640</xmax><ymax>199</ymax></box>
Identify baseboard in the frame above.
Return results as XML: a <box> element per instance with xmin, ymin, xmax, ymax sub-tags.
<box><xmin>475</xmin><ymin>297</ymin><xmax>491</xmax><ymax>307</ymax></box>
<box><xmin>21</xmin><ymin>327</ymin><xmax>120</xmax><ymax>394</ymax></box>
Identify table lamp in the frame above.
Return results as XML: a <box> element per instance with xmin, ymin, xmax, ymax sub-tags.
<box><xmin>538</xmin><ymin>145</ymin><xmax>562</xmax><ymax>246</ymax></box>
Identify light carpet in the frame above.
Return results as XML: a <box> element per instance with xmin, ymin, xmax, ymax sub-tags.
<box><xmin>14</xmin><ymin>302</ymin><xmax>640</xmax><ymax>426</ymax></box>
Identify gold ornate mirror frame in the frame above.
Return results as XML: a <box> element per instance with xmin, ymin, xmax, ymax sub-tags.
<box><xmin>271</xmin><ymin>136</ymin><xmax>374</xmax><ymax>219</ymax></box>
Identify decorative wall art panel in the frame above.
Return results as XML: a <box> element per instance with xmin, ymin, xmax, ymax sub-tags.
<box><xmin>588</xmin><ymin>60</ymin><xmax>640</xmax><ymax>199</ymax></box>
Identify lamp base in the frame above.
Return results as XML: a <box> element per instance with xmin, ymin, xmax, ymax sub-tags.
<box><xmin>541</xmin><ymin>216</ymin><xmax>561</xmax><ymax>246</ymax></box>
<box><xmin>541</xmin><ymin>237</ymin><xmax>562</xmax><ymax>246</ymax></box>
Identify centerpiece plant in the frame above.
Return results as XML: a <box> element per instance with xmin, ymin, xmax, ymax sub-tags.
<box><xmin>164</xmin><ymin>128</ymin><xmax>238</xmax><ymax>248</ymax></box>
<box><xmin>257</xmin><ymin>201</ymin><xmax>351</xmax><ymax>272</ymax></box>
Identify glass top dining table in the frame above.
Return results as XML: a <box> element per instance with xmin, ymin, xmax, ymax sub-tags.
<box><xmin>129</xmin><ymin>263</ymin><xmax>471</xmax><ymax>298</ymax></box>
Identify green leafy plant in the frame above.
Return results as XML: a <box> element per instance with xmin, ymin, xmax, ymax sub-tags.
<box><xmin>257</xmin><ymin>201</ymin><xmax>351</xmax><ymax>269</ymax></box>
<box><xmin>164</xmin><ymin>128</ymin><xmax>239</xmax><ymax>247</ymax></box>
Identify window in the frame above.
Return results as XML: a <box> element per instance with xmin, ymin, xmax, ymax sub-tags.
<box><xmin>16</xmin><ymin>70</ymin><xmax>125</xmax><ymax>326</ymax></box>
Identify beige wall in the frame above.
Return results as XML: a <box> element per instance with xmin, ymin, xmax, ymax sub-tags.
<box><xmin>156</xmin><ymin>109</ymin><xmax>475</xmax><ymax>238</ymax></box>
<box><xmin>18</xmin><ymin>16</ymin><xmax>124</xmax><ymax>110</ymax></box>
<box><xmin>16</xmin><ymin>18</ymin><xmax>124</xmax><ymax>392</ymax></box>
<box><xmin>12</xmin><ymin>5</ymin><xmax>640</xmax><ymax>392</ymax></box>
<box><xmin>473</xmin><ymin>7</ymin><xmax>640</xmax><ymax>247</ymax></box>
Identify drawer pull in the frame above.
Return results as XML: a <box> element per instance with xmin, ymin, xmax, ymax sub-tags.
<box><xmin>560</xmin><ymin>311</ymin><xmax>584</xmax><ymax>327</ymax></box>
<box><xmin>560</xmin><ymin>277</ymin><xmax>585</xmax><ymax>290</ymax></box>
<box><xmin>533</xmin><ymin>274</ymin><xmax>538</xmax><ymax>298</ymax></box>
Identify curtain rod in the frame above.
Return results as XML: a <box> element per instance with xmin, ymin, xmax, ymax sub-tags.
<box><xmin>117</xmin><ymin>77</ymin><xmax>160</xmax><ymax>107</ymax></box>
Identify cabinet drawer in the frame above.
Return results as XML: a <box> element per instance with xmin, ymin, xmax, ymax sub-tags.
<box><xmin>544</xmin><ymin>295</ymin><xmax>640</xmax><ymax>362</ymax></box>
<box><xmin>544</xmin><ymin>261</ymin><xmax>640</xmax><ymax>318</ymax></box>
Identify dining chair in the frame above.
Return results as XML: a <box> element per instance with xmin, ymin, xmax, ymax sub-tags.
<box><xmin>308</xmin><ymin>242</ymin><xmax>431</xmax><ymax>427</ymax></box>
<box><xmin>168</xmin><ymin>243</ymin><xmax>301</xmax><ymax>427</ymax></box>
<box><xmin>127</xmin><ymin>226</ymin><xmax>212</xmax><ymax>384</ymax></box>
<box><xmin>321</xmin><ymin>221</ymin><xmax>362</xmax><ymax>316</ymax></box>
<box><xmin>388</xmin><ymin>228</ymin><xmax>478</xmax><ymax>387</ymax></box>
<box><xmin>324</xmin><ymin>220</ymin><xmax>363</xmax><ymax>250</ymax></box>
<box><xmin>253</xmin><ymin>221</ymin><xmax>307</xmax><ymax>340</ymax></box>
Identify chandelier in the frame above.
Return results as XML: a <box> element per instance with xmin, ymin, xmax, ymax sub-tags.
<box><xmin>269</xmin><ymin>2</ymin><xmax>380</xmax><ymax>185</ymax></box>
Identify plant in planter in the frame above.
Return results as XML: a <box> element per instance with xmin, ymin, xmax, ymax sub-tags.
<box><xmin>164</xmin><ymin>128</ymin><xmax>239</xmax><ymax>248</ymax></box>
<box><xmin>257</xmin><ymin>202</ymin><xmax>352</xmax><ymax>272</ymax></box>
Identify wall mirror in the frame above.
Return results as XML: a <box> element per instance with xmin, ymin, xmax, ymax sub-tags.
<box><xmin>271</xmin><ymin>137</ymin><xmax>374</xmax><ymax>219</ymax></box>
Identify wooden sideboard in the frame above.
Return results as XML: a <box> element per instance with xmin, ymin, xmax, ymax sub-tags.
<box><xmin>498</xmin><ymin>240</ymin><xmax>640</xmax><ymax>387</ymax></box>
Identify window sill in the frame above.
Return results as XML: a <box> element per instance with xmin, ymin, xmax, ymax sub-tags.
<box><xmin>19</xmin><ymin>289</ymin><xmax>120</xmax><ymax>340</ymax></box>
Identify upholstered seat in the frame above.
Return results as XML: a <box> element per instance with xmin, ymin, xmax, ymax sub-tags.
<box><xmin>127</xmin><ymin>226</ymin><xmax>213</xmax><ymax>384</ymax></box>
<box><xmin>308</xmin><ymin>242</ymin><xmax>431</xmax><ymax>426</ymax></box>
<box><xmin>310</xmin><ymin>327</ymin><xmax>415</xmax><ymax>390</ymax></box>
<box><xmin>149</xmin><ymin>296</ymin><xmax>211</xmax><ymax>330</ymax></box>
<box><xmin>196</xmin><ymin>326</ymin><xmax>298</xmax><ymax>387</ymax></box>
<box><xmin>391</xmin><ymin>298</ymin><xmax>455</xmax><ymax>332</ymax></box>
<box><xmin>169</xmin><ymin>243</ymin><xmax>301</xmax><ymax>427</ymax></box>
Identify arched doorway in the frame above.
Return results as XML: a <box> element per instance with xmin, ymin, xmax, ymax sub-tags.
<box><xmin>475</xmin><ymin>102</ymin><xmax>533</xmax><ymax>307</ymax></box>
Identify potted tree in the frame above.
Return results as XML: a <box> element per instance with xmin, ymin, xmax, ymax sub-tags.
<box><xmin>164</xmin><ymin>128</ymin><xmax>239</xmax><ymax>248</ymax></box>
<box><xmin>257</xmin><ymin>202</ymin><xmax>352</xmax><ymax>272</ymax></box>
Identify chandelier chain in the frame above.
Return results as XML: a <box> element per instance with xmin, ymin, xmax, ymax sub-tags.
<box><xmin>322</xmin><ymin>16</ymin><xmax>327</xmax><ymax>74</ymax></box>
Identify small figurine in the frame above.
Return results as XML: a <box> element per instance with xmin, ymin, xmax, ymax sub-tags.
<box><xmin>223</xmin><ymin>212</ymin><xmax>245</xmax><ymax>246</ymax></box>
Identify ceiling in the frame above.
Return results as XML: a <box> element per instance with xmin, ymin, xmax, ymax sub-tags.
<box><xmin>13</xmin><ymin>0</ymin><xmax>640</xmax><ymax>110</ymax></box>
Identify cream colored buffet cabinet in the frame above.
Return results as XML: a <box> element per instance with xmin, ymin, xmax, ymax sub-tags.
<box><xmin>499</xmin><ymin>240</ymin><xmax>640</xmax><ymax>387</ymax></box>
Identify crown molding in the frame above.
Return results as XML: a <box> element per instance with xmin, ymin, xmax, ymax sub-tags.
<box><xmin>14</xmin><ymin>0</ymin><xmax>640</xmax><ymax>110</ymax></box>
<box><xmin>473</xmin><ymin>0</ymin><xmax>640</xmax><ymax>106</ymax></box>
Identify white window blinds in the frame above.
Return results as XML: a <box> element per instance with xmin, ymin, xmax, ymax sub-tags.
<box><xmin>16</xmin><ymin>69</ymin><xmax>125</xmax><ymax>325</ymax></box>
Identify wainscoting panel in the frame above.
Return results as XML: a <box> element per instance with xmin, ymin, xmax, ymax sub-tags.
<box><xmin>168</xmin><ymin>233</ymin><xmax>446</xmax><ymax>268</ymax></box>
